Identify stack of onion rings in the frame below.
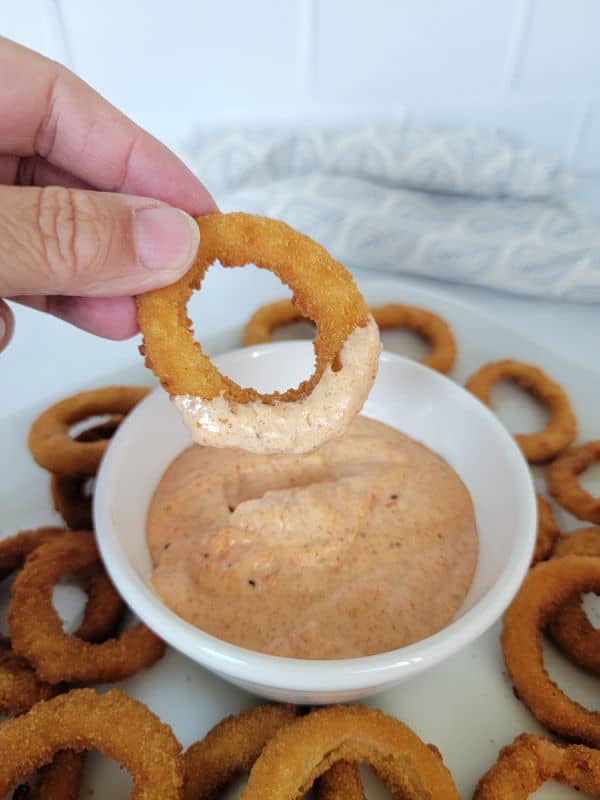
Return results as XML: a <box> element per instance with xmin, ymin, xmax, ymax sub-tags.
<box><xmin>28</xmin><ymin>386</ymin><xmax>149</xmax><ymax>477</ymax></box>
<box><xmin>8</xmin><ymin>532</ymin><xmax>163</xmax><ymax>684</ymax></box>
<box><xmin>0</xmin><ymin>689</ymin><xmax>183</xmax><ymax>799</ymax></box>
<box><xmin>501</xmin><ymin>555</ymin><xmax>600</xmax><ymax>746</ymax></box>
<box><xmin>548</xmin><ymin>527</ymin><xmax>600</xmax><ymax>675</ymax></box>
<box><xmin>547</xmin><ymin>440</ymin><xmax>600</xmax><ymax>523</ymax></box>
<box><xmin>183</xmin><ymin>704</ymin><xmax>299</xmax><ymax>800</ymax></box>
<box><xmin>465</xmin><ymin>359</ymin><xmax>576</xmax><ymax>463</ymax></box>
<box><xmin>50</xmin><ymin>419</ymin><xmax>121</xmax><ymax>530</ymax></box>
<box><xmin>474</xmin><ymin>733</ymin><xmax>600</xmax><ymax>798</ymax></box>
<box><xmin>242</xmin><ymin>704</ymin><xmax>458</xmax><ymax>799</ymax></box>
<box><xmin>532</xmin><ymin>494</ymin><xmax>561</xmax><ymax>565</ymax></box>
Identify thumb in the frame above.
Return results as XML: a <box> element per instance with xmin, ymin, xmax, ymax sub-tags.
<box><xmin>0</xmin><ymin>185</ymin><xmax>200</xmax><ymax>297</ymax></box>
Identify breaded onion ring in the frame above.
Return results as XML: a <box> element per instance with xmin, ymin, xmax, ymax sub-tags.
<box><xmin>370</xmin><ymin>304</ymin><xmax>457</xmax><ymax>374</ymax></box>
<box><xmin>183</xmin><ymin>704</ymin><xmax>299</xmax><ymax>800</ymax></box>
<box><xmin>28</xmin><ymin>386</ymin><xmax>149</xmax><ymax>477</ymax></box>
<box><xmin>242</xmin><ymin>299</ymin><xmax>308</xmax><ymax>346</ymax></box>
<box><xmin>242</xmin><ymin>705</ymin><xmax>458</xmax><ymax>800</ymax></box>
<box><xmin>50</xmin><ymin>419</ymin><xmax>121</xmax><ymax>530</ymax></box>
<box><xmin>13</xmin><ymin>751</ymin><xmax>85</xmax><ymax>800</ymax></box>
<box><xmin>547</xmin><ymin>440</ymin><xmax>600</xmax><ymax>523</ymax></box>
<box><xmin>532</xmin><ymin>494</ymin><xmax>560</xmax><ymax>565</ymax></box>
<box><xmin>137</xmin><ymin>213</ymin><xmax>380</xmax><ymax>455</ymax></box>
<box><xmin>465</xmin><ymin>359</ymin><xmax>576</xmax><ymax>463</ymax></box>
<box><xmin>0</xmin><ymin>527</ymin><xmax>124</xmax><ymax>645</ymax></box>
<box><xmin>0</xmin><ymin>689</ymin><xmax>183</xmax><ymax>799</ymax></box>
<box><xmin>8</xmin><ymin>532</ymin><xmax>164</xmax><ymax>685</ymax></box>
<box><xmin>548</xmin><ymin>527</ymin><xmax>600</xmax><ymax>676</ymax></box>
<box><xmin>317</xmin><ymin>762</ymin><xmax>365</xmax><ymax>800</ymax></box>
<box><xmin>0</xmin><ymin>635</ymin><xmax>52</xmax><ymax>717</ymax></box>
<box><xmin>501</xmin><ymin>555</ymin><xmax>600</xmax><ymax>746</ymax></box>
<box><xmin>474</xmin><ymin>733</ymin><xmax>600</xmax><ymax>798</ymax></box>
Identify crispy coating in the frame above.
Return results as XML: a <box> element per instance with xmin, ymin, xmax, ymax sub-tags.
<box><xmin>532</xmin><ymin>494</ymin><xmax>561</xmax><ymax>565</ymax></box>
<box><xmin>548</xmin><ymin>527</ymin><xmax>600</xmax><ymax>676</ymax></box>
<box><xmin>28</xmin><ymin>386</ymin><xmax>149</xmax><ymax>477</ymax></box>
<box><xmin>183</xmin><ymin>704</ymin><xmax>299</xmax><ymax>800</ymax></box>
<box><xmin>137</xmin><ymin>213</ymin><xmax>371</xmax><ymax>403</ymax></box>
<box><xmin>242</xmin><ymin>299</ymin><xmax>308</xmax><ymax>346</ymax></box>
<box><xmin>0</xmin><ymin>636</ymin><xmax>52</xmax><ymax>717</ymax></box>
<box><xmin>316</xmin><ymin>761</ymin><xmax>365</xmax><ymax>800</ymax></box>
<box><xmin>8</xmin><ymin>532</ymin><xmax>164</xmax><ymax>685</ymax></box>
<box><xmin>547</xmin><ymin>440</ymin><xmax>600</xmax><ymax>523</ymax></box>
<box><xmin>474</xmin><ymin>733</ymin><xmax>600</xmax><ymax>798</ymax></box>
<box><xmin>20</xmin><ymin>751</ymin><xmax>86</xmax><ymax>800</ymax></box>
<box><xmin>0</xmin><ymin>689</ymin><xmax>183</xmax><ymax>800</ymax></box>
<box><xmin>371</xmin><ymin>303</ymin><xmax>457</xmax><ymax>374</ymax></box>
<box><xmin>501</xmin><ymin>555</ymin><xmax>600</xmax><ymax>746</ymax></box>
<box><xmin>50</xmin><ymin>419</ymin><xmax>122</xmax><ymax>530</ymax></box>
<box><xmin>465</xmin><ymin>359</ymin><xmax>576</xmax><ymax>463</ymax></box>
<box><xmin>0</xmin><ymin>527</ymin><xmax>63</xmax><ymax>581</ymax></box>
<box><xmin>242</xmin><ymin>705</ymin><xmax>458</xmax><ymax>800</ymax></box>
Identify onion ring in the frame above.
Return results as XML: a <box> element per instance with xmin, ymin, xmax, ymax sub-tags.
<box><xmin>547</xmin><ymin>440</ymin><xmax>600</xmax><ymax>523</ymax></box>
<box><xmin>28</xmin><ymin>386</ymin><xmax>150</xmax><ymax>477</ymax></box>
<box><xmin>12</xmin><ymin>751</ymin><xmax>85</xmax><ymax>800</ymax></box>
<box><xmin>532</xmin><ymin>494</ymin><xmax>560</xmax><ymax>565</ymax></box>
<box><xmin>316</xmin><ymin>762</ymin><xmax>365</xmax><ymax>800</ymax></box>
<box><xmin>242</xmin><ymin>704</ymin><xmax>458</xmax><ymax>800</ymax></box>
<box><xmin>465</xmin><ymin>359</ymin><xmax>576</xmax><ymax>463</ymax></box>
<box><xmin>548</xmin><ymin>527</ymin><xmax>600</xmax><ymax>676</ymax></box>
<box><xmin>0</xmin><ymin>635</ymin><xmax>52</xmax><ymax>717</ymax></box>
<box><xmin>501</xmin><ymin>555</ymin><xmax>600</xmax><ymax>746</ymax></box>
<box><xmin>137</xmin><ymin>213</ymin><xmax>380</xmax><ymax>455</ymax></box>
<box><xmin>0</xmin><ymin>527</ymin><xmax>124</xmax><ymax>644</ymax></box>
<box><xmin>242</xmin><ymin>299</ymin><xmax>308</xmax><ymax>346</ymax></box>
<box><xmin>183</xmin><ymin>704</ymin><xmax>299</xmax><ymax>800</ymax></box>
<box><xmin>50</xmin><ymin>419</ymin><xmax>121</xmax><ymax>530</ymax></box>
<box><xmin>0</xmin><ymin>688</ymin><xmax>183</xmax><ymax>799</ymax></box>
<box><xmin>370</xmin><ymin>304</ymin><xmax>457</xmax><ymax>374</ymax></box>
<box><xmin>8</xmin><ymin>532</ymin><xmax>164</xmax><ymax>685</ymax></box>
<box><xmin>474</xmin><ymin>733</ymin><xmax>600</xmax><ymax>798</ymax></box>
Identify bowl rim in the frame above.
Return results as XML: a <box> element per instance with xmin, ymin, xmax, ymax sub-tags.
<box><xmin>94</xmin><ymin>342</ymin><xmax>537</xmax><ymax>692</ymax></box>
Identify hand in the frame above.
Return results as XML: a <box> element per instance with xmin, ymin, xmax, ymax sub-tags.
<box><xmin>0</xmin><ymin>37</ymin><xmax>217</xmax><ymax>353</ymax></box>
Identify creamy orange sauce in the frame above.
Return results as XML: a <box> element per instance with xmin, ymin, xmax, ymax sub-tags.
<box><xmin>147</xmin><ymin>416</ymin><xmax>478</xmax><ymax>659</ymax></box>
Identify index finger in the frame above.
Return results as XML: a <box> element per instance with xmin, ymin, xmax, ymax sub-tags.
<box><xmin>0</xmin><ymin>37</ymin><xmax>216</xmax><ymax>215</ymax></box>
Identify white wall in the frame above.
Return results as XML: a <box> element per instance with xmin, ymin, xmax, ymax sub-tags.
<box><xmin>2</xmin><ymin>0</ymin><xmax>600</xmax><ymax>171</ymax></box>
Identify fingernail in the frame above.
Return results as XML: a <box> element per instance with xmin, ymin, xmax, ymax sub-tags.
<box><xmin>134</xmin><ymin>207</ymin><xmax>200</xmax><ymax>271</ymax></box>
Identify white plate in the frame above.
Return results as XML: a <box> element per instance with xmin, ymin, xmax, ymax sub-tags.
<box><xmin>1</xmin><ymin>278</ymin><xmax>598</xmax><ymax>798</ymax></box>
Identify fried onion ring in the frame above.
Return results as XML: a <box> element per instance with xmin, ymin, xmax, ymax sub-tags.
<box><xmin>50</xmin><ymin>419</ymin><xmax>121</xmax><ymax>530</ymax></box>
<box><xmin>8</xmin><ymin>532</ymin><xmax>164</xmax><ymax>685</ymax></box>
<box><xmin>548</xmin><ymin>527</ymin><xmax>600</xmax><ymax>676</ymax></box>
<box><xmin>12</xmin><ymin>751</ymin><xmax>85</xmax><ymax>800</ymax></box>
<box><xmin>242</xmin><ymin>299</ymin><xmax>308</xmax><ymax>347</ymax></box>
<box><xmin>532</xmin><ymin>494</ymin><xmax>561</xmax><ymax>565</ymax></box>
<box><xmin>242</xmin><ymin>705</ymin><xmax>458</xmax><ymax>800</ymax></box>
<box><xmin>474</xmin><ymin>733</ymin><xmax>600</xmax><ymax>799</ymax></box>
<box><xmin>316</xmin><ymin>762</ymin><xmax>365</xmax><ymax>800</ymax></box>
<box><xmin>137</xmin><ymin>213</ymin><xmax>380</xmax><ymax>454</ymax></box>
<box><xmin>501</xmin><ymin>555</ymin><xmax>600</xmax><ymax>746</ymax></box>
<box><xmin>28</xmin><ymin>386</ymin><xmax>149</xmax><ymax>477</ymax></box>
<box><xmin>465</xmin><ymin>359</ymin><xmax>576</xmax><ymax>463</ymax></box>
<box><xmin>547</xmin><ymin>440</ymin><xmax>600</xmax><ymax>523</ymax></box>
<box><xmin>0</xmin><ymin>636</ymin><xmax>52</xmax><ymax>717</ymax></box>
<box><xmin>0</xmin><ymin>527</ymin><xmax>124</xmax><ymax>645</ymax></box>
<box><xmin>0</xmin><ymin>688</ymin><xmax>183</xmax><ymax>799</ymax></box>
<box><xmin>183</xmin><ymin>704</ymin><xmax>299</xmax><ymax>800</ymax></box>
<box><xmin>370</xmin><ymin>304</ymin><xmax>457</xmax><ymax>374</ymax></box>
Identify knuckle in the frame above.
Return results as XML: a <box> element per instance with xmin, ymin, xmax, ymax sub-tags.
<box><xmin>35</xmin><ymin>187</ymin><xmax>106</xmax><ymax>289</ymax></box>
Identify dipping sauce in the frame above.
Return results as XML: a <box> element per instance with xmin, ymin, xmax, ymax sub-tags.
<box><xmin>147</xmin><ymin>416</ymin><xmax>478</xmax><ymax>659</ymax></box>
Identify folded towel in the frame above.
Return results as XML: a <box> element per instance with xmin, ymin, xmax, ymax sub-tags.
<box><xmin>184</xmin><ymin>124</ymin><xmax>600</xmax><ymax>301</ymax></box>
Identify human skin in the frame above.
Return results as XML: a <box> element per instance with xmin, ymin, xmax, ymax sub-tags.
<box><xmin>0</xmin><ymin>36</ymin><xmax>217</xmax><ymax>353</ymax></box>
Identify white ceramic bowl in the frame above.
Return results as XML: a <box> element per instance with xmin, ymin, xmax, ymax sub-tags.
<box><xmin>94</xmin><ymin>342</ymin><xmax>536</xmax><ymax>704</ymax></box>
